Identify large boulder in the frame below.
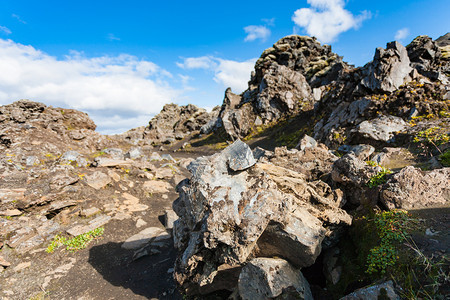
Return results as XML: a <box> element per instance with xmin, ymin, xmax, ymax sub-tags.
<box><xmin>380</xmin><ymin>166</ymin><xmax>450</xmax><ymax>209</ymax></box>
<box><xmin>172</xmin><ymin>140</ymin><xmax>351</xmax><ymax>295</ymax></box>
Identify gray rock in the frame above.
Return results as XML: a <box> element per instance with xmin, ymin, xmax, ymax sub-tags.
<box><xmin>67</xmin><ymin>215</ymin><xmax>111</xmax><ymax>236</ymax></box>
<box><xmin>161</xmin><ymin>154</ymin><xmax>176</xmax><ymax>163</ymax></box>
<box><xmin>94</xmin><ymin>157</ymin><xmax>131</xmax><ymax>168</ymax></box>
<box><xmin>173</xmin><ymin>144</ymin><xmax>351</xmax><ymax>295</ymax></box>
<box><xmin>222</xmin><ymin>139</ymin><xmax>256</xmax><ymax>171</ymax></box>
<box><xmin>125</xmin><ymin>147</ymin><xmax>142</xmax><ymax>159</ymax></box>
<box><xmin>59</xmin><ymin>151</ymin><xmax>87</xmax><ymax>167</ymax></box>
<box><xmin>331</xmin><ymin>154</ymin><xmax>380</xmax><ymax>205</ymax></box>
<box><xmin>338</xmin><ymin>144</ymin><xmax>375</xmax><ymax>160</ymax></box>
<box><xmin>164</xmin><ymin>209</ymin><xmax>178</xmax><ymax>230</ymax></box>
<box><xmin>380</xmin><ymin>166</ymin><xmax>450</xmax><ymax>209</ymax></box>
<box><xmin>295</xmin><ymin>134</ymin><xmax>317</xmax><ymax>150</ymax></box>
<box><xmin>121</xmin><ymin>227</ymin><xmax>169</xmax><ymax>250</ymax></box>
<box><xmin>150</xmin><ymin>152</ymin><xmax>163</xmax><ymax>161</ymax></box>
<box><xmin>25</xmin><ymin>156</ymin><xmax>40</xmax><ymax>166</ymax></box>
<box><xmin>340</xmin><ymin>280</ymin><xmax>399</xmax><ymax>300</ymax></box>
<box><xmin>355</xmin><ymin>115</ymin><xmax>408</xmax><ymax>142</ymax></box>
<box><xmin>103</xmin><ymin>148</ymin><xmax>124</xmax><ymax>160</ymax></box>
<box><xmin>238</xmin><ymin>258</ymin><xmax>313</xmax><ymax>300</ymax></box>
<box><xmin>361</xmin><ymin>41</ymin><xmax>413</xmax><ymax>93</ymax></box>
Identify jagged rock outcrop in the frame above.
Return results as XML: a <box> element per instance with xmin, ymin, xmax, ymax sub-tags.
<box><xmin>361</xmin><ymin>41</ymin><xmax>413</xmax><ymax>93</ymax></box>
<box><xmin>0</xmin><ymin>100</ymin><xmax>117</xmax><ymax>166</ymax></box>
<box><xmin>212</xmin><ymin>35</ymin><xmax>349</xmax><ymax>140</ymax></box>
<box><xmin>202</xmin><ymin>33</ymin><xmax>449</xmax><ymax>152</ymax></box>
<box><xmin>143</xmin><ymin>103</ymin><xmax>217</xmax><ymax>144</ymax></box>
<box><xmin>172</xmin><ymin>140</ymin><xmax>351</xmax><ymax>296</ymax></box>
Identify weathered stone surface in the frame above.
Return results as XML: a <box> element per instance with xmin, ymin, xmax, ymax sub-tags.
<box><xmin>0</xmin><ymin>255</ymin><xmax>11</xmax><ymax>267</ymax></box>
<box><xmin>121</xmin><ymin>227</ymin><xmax>169</xmax><ymax>250</ymax></box>
<box><xmin>67</xmin><ymin>215</ymin><xmax>111</xmax><ymax>236</ymax></box>
<box><xmin>380</xmin><ymin>166</ymin><xmax>450</xmax><ymax>209</ymax></box>
<box><xmin>85</xmin><ymin>171</ymin><xmax>111</xmax><ymax>190</ymax></box>
<box><xmin>173</xmin><ymin>143</ymin><xmax>351</xmax><ymax>295</ymax></box>
<box><xmin>331</xmin><ymin>154</ymin><xmax>380</xmax><ymax>205</ymax></box>
<box><xmin>238</xmin><ymin>258</ymin><xmax>313</xmax><ymax>300</ymax></box>
<box><xmin>0</xmin><ymin>209</ymin><xmax>22</xmax><ymax>217</ymax></box>
<box><xmin>354</xmin><ymin>115</ymin><xmax>408</xmax><ymax>143</ymax></box>
<box><xmin>361</xmin><ymin>41</ymin><xmax>413</xmax><ymax>93</ymax></box>
<box><xmin>340</xmin><ymin>280</ymin><xmax>399</xmax><ymax>300</ymax></box>
<box><xmin>295</xmin><ymin>134</ymin><xmax>317</xmax><ymax>150</ymax></box>
<box><xmin>142</xmin><ymin>180</ymin><xmax>172</xmax><ymax>194</ymax></box>
<box><xmin>59</xmin><ymin>151</ymin><xmax>87</xmax><ymax>167</ymax></box>
<box><xmin>269</xmin><ymin>145</ymin><xmax>338</xmax><ymax>181</ymax></box>
<box><xmin>94</xmin><ymin>157</ymin><xmax>131</xmax><ymax>168</ymax></box>
<box><xmin>164</xmin><ymin>209</ymin><xmax>178</xmax><ymax>230</ymax></box>
<box><xmin>338</xmin><ymin>144</ymin><xmax>375</xmax><ymax>160</ymax></box>
<box><xmin>222</xmin><ymin>139</ymin><xmax>256</xmax><ymax>171</ymax></box>
<box><xmin>0</xmin><ymin>188</ymin><xmax>26</xmax><ymax>203</ymax></box>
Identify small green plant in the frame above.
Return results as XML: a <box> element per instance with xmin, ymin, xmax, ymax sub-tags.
<box><xmin>439</xmin><ymin>149</ymin><xmax>450</xmax><ymax>167</ymax></box>
<box><xmin>46</xmin><ymin>227</ymin><xmax>104</xmax><ymax>253</ymax></box>
<box><xmin>365</xmin><ymin>160</ymin><xmax>378</xmax><ymax>167</ymax></box>
<box><xmin>413</xmin><ymin>127</ymin><xmax>449</xmax><ymax>154</ymax></box>
<box><xmin>92</xmin><ymin>151</ymin><xmax>106</xmax><ymax>158</ymax></box>
<box><xmin>367</xmin><ymin>167</ymin><xmax>392</xmax><ymax>188</ymax></box>
<box><xmin>366</xmin><ymin>210</ymin><xmax>412</xmax><ymax>274</ymax></box>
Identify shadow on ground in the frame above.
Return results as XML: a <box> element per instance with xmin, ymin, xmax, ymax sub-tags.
<box><xmin>88</xmin><ymin>239</ymin><xmax>182</xmax><ymax>299</ymax></box>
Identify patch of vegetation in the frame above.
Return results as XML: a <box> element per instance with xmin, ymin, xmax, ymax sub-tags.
<box><xmin>329</xmin><ymin>209</ymin><xmax>449</xmax><ymax>299</ymax></box>
<box><xmin>46</xmin><ymin>227</ymin><xmax>104</xmax><ymax>253</ymax></box>
<box><xmin>439</xmin><ymin>149</ymin><xmax>450</xmax><ymax>167</ymax></box>
<box><xmin>413</xmin><ymin>127</ymin><xmax>449</xmax><ymax>154</ymax></box>
<box><xmin>91</xmin><ymin>151</ymin><xmax>106</xmax><ymax>158</ymax></box>
<box><xmin>367</xmin><ymin>167</ymin><xmax>392</xmax><ymax>188</ymax></box>
<box><xmin>366</xmin><ymin>210</ymin><xmax>412</xmax><ymax>274</ymax></box>
<box><xmin>29</xmin><ymin>291</ymin><xmax>50</xmax><ymax>300</ymax></box>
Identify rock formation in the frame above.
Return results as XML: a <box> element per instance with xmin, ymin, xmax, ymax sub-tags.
<box><xmin>1</xmin><ymin>32</ymin><xmax>449</xmax><ymax>299</ymax></box>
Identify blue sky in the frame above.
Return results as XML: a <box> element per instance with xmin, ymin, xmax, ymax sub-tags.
<box><xmin>0</xmin><ymin>0</ymin><xmax>448</xmax><ymax>133</ymax></box>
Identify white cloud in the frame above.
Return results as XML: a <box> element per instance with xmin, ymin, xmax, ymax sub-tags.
<box><xmin>176</xmin><ymin>56</ymin><xmax>217</xmax><ymax>69</ymax></box>
<box><xmin>12</xmin><ymin>14</ymin><xmax>27</xmax><ymax>24</ymax></box>
<box><xmin>107</xmin><ymin>33</ymin><xmax>120</xmax><ymax>41</ymax></box>
<box><xmin>395</xmin><ymin>28</ymin><xmax>409</xmax><ymax>41</ymax></box>
<box><xmin>177</xmin><ymin>56</ymin><xmax>256</xmax><ymax>94</ymax></box>
<box><xmin>244</xmin><ymin>25</ymin><xmax>271</xmax><ymax>42</ymax></box>
<box><xmin>292</xmin><ymin>0</ymin><xmax>371</xmax><ymax>43</ymax></box>
<box><xmin>213</xmin><ymin>59</ymin><xmax>256</xmax><ymax>92</ymax></box>
<box><xmin>262</xmin><ymin>18</ymin><xmax>275</xmax><ymax>27</ymax></box>
<box><xmin>0</xmin><ymin>26</ymin><xmax>12</xmax><ymax>35</ymax></box>
<box><xmin>0</xmin><ymin>39</ymin><xmax>182</xmax><ymax>133</ymax></box>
